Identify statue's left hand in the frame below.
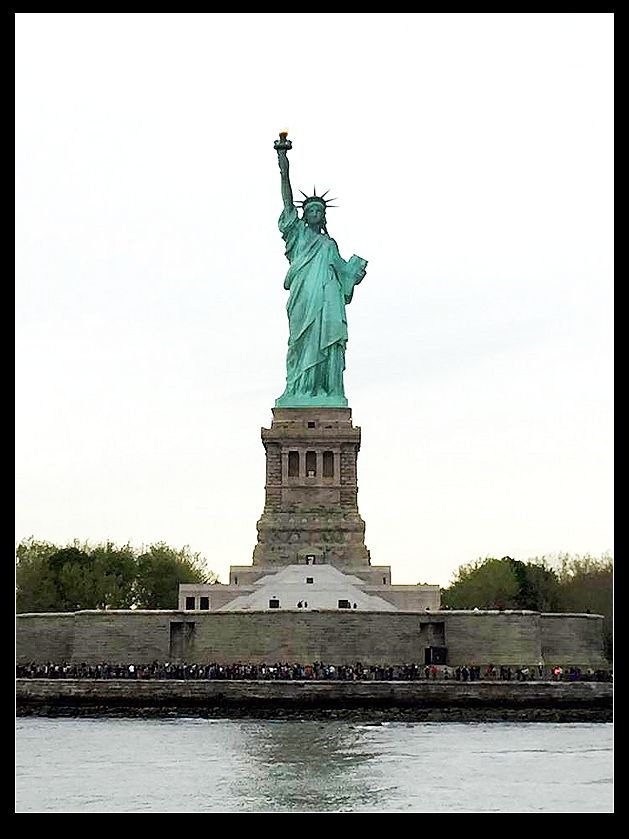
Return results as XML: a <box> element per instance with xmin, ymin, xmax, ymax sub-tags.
<box><xmin>350</xmin><ymin>255</ymin><xmax>368</xmax><ymax>284</ymax></box>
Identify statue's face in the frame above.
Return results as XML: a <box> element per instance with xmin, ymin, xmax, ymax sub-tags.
<box><xmin>303</xmin><ymin>202</ymin><xmax>325</xmax><ymax>228</ymax></box>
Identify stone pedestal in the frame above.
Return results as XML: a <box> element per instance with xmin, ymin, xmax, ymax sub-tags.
<box><xmin>252</xmin><ymin>408</ymin><xmax>371</xmax><ymax>569</ymax></box>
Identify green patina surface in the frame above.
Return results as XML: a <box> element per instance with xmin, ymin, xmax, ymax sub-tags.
<box><xmin>274</xmin><ymin>133</ymin><xmax>367</xmax><ymax>408</ymax></box>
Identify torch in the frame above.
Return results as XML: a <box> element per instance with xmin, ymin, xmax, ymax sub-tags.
<box><xmin>274</xmin><ymin>129</ymin><xmax>292</xmax><ymax>152</ymax></box>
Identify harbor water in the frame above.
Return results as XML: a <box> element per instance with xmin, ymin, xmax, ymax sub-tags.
<box><xmin>15</xmin><ymin>718</ymin><xmax>613</xmax><ymax>813</ymax></box>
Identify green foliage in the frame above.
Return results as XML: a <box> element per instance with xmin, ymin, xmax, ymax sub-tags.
<box><xmin>441</xmin><ymin>557</ymin><xmax>520</xmax><ymax>610</ymax></box>
<box><xmin>47</xmin><ymin>546</ymin><xmax>92</xmax><ymax>611</ymax></box>
<box><xmin>134</xmin><ymin>543</ymin><xmax>211</xmax><ymax>609</ymax></box>
<box><xmin>512</xmin><ymin>559</ymin><xmax>562</xmax><ymax>612</ymax></box>
<box><xmin>16</xmin><ymin>537</ymin><xmax>217</xmax><ymax>613</ymax></box>
<box><xmin>88</xmin><ymin>543</ymin><xmax>137</xmax><ymax>609</ymax></box>
<box><xmin>15</xmin><ymin>539</ymin><xmax>61</xmax><ymax>613</ymax></box>
<box><xmin>441</xmin><ymin>555</ymin><xmax>566</xmax><ymax>612</ymax></box>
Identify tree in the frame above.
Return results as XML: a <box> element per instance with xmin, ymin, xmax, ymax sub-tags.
<box><xmin>511</xmin><ymin>558</ymin><xmax>562</xmax><ymax>612</ymax></box>
<box><xmin>441</xmin><ymin>555</ymin><xmax>561</xmax><ymax>611</ymax></box>
<box><xmin>47</xmin><ymin>545</ymin><xmax>93</xmax><ymax>611</ymax></box>
<box><xmin>441</xmin><ymin>557</ymin><xmax>520</xmax><ymax>610</ymax></box>
<box><xmin>16</xmin><ymin>538</ymin><xmax>61</xmax><ymax>613</ymax></box>
<box><xmin>89</xmin><ymin>542</ymin><xmax>137</xmax><ymax>609</ymax></box>
<box><xmin>133</xmin><ymin>543</ymin><xmax>215</xmax><ymax>609</ymax></box>
<box><xmin>16</xmin><ymin>538</ymin><xmax>218</xmax><ymax>612</ymax></box>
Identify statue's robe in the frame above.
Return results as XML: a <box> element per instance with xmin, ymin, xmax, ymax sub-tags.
<box><xmin>276</xmin><ymin>205</ymin><xmax>364</xmax><ymax>407</ymax></box>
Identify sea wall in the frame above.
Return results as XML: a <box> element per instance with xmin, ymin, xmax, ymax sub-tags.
<box><xmin>16</xmin><ymin>679</ymin><xmax>613</xmax><ymax>722</ymax></box>
<box><xmin>16</xmin><ymin>609</ymin><xmax>608</xmax><ymax>669</ymax></box>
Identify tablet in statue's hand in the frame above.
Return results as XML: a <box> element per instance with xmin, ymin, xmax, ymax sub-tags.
<box><xmin>348</xmin><ymin>255</ymin><xmax>368</xmax><ymax>284</ymax></box>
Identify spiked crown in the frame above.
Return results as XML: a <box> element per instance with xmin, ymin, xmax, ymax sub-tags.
<box><xmin>295</xmin><ymin>187</ymin><xmax>338</xmax><ymax>210</ymax></box>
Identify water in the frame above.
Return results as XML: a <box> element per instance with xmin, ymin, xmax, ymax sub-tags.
<box><xmin>15</xmin><ymin>719</ymin><xmax>613</xmax><ymax>813</ymax></box>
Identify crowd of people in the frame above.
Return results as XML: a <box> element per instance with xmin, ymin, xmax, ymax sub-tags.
<box><xmin>16</xmin><ymin>661</ymin><xmax>612</xmax><ymax>682</ymax></box>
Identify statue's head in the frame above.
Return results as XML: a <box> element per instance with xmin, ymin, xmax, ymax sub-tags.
<box><xmin>296</xmin><ymin>189</ymin><xmax>336</xmax><ymax>232</ymax></box>
<box><xmin>302</xmin><ymin>198</ymin><xmax>326</xmax><ymax>228</ymax></box>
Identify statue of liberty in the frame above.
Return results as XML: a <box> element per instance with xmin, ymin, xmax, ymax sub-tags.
<box><xmin>274</xmin><ymin>131</ymin><xmax>368</xmax><ymax>407</ymax></box>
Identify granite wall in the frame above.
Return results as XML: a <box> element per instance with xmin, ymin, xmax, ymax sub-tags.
<box><xmin>16</xmin><ymin>609</ymin><xmax>608</xmax><ymax>669</ymax></box>
<box><xmin>17</xmin><ymin>613</ymin><xmax>76</xmax><ymax>662</ymax></box>
<box><xmin>540</xmin><ymin>613</ymin><xmax>607</xmax><ymax>665</ymax></box>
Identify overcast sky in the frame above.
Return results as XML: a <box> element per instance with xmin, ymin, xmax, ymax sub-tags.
<box><xmin>15</xmin><ymin>13</ymin><xmax>613</xmax><ymax>587</ymax></box>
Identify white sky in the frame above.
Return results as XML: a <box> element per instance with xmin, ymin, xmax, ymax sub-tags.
<box><xmin>15</xmin><ymin>13</ymin><xmax>613</xmax><ymax>587</ymax></box>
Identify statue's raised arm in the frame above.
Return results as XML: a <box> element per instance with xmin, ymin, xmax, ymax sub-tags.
<box><xmin>272</xmin><ymin>131</ymin><xmax>368</xmax><ymax>409</ymax></box>
<box><xmin>274</xmin><ymin>131</ymin><xmax>294</xmax><ymax>211</ymax></box>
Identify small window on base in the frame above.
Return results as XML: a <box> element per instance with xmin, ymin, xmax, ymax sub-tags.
<box><xmin>323</xmin><ymin>451</ymin><xmax>334</xmax><ymax>477</ymax></box>
<box><xmin>288</xmin><ymin>451</ymin><xmax>299</xmax><ymax>477</ymax></box>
